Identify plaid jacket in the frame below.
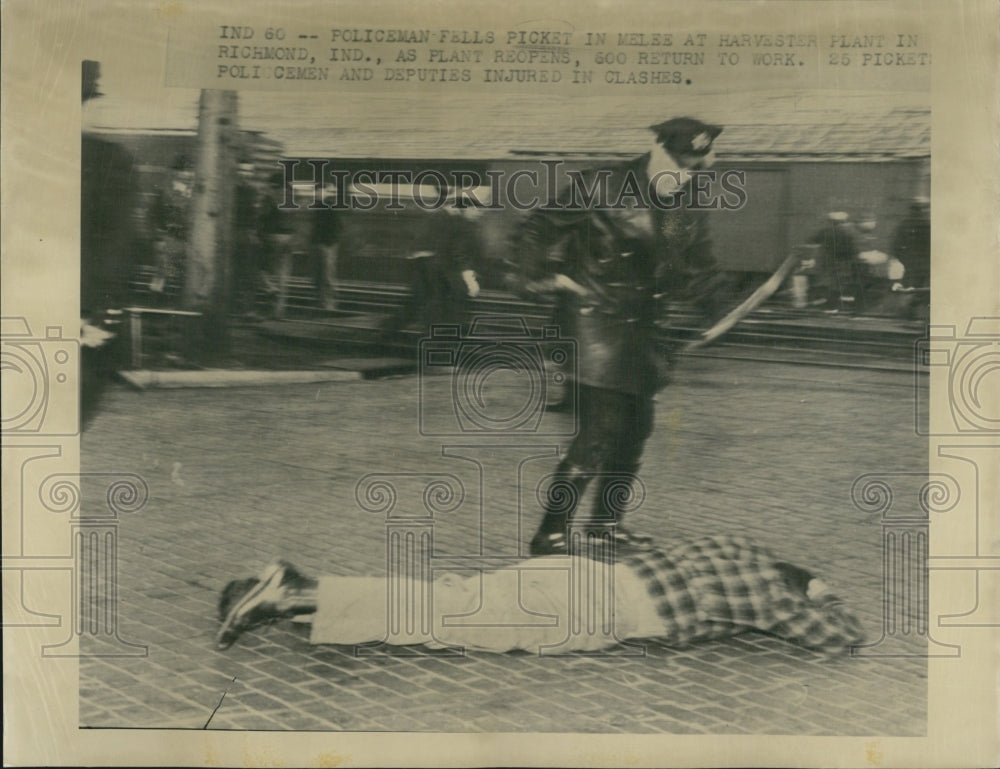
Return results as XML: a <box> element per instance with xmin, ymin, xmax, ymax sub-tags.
<box><xmin>622</xmin><ymin>535</ymin><xmax>866</xmax><ymax>653</ymax></box>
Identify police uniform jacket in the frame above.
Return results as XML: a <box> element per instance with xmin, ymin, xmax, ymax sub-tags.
<box><xmin>511</xmin><ymin>154</ymin><xmax>719</xmax><ymax>396</ymax></box>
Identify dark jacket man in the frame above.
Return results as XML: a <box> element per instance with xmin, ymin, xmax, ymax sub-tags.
<box><xmin>517</xmin><ymin>155</ymin><xmax>719</xmax><ymax>396</ymax></box>
<box><xmin>808</xmin><ymin>212</ymin><xmax>865</xmax><ymax>313</ymax></box>
<box><xmin>383</xmin><ymin>205</ymin><xmax>482</xmax><ymax>339</ymax></box>
<box><xmin>892</xmin><ymin>197</ymin><xmax>930</xmax><ymax>289</ymax></box>
<box><xmin>508</xmin><ymin>117</ymin><xmax>725</xmax><ymax>555</ymax></box>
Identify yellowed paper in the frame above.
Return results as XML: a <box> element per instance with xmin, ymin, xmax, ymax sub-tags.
<box><xmin>2</xmin><ymin>0</ymin><xmax>997</xmax><ymax>766</ymax></box>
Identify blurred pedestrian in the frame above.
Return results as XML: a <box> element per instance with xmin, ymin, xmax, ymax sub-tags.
<box><xmin>216</xmin><ymin>534</ymin><xmax>866</xmax><ymax>655</ymax></box>
<box><xmin>892</xmin><ymin>197</ymin><xmax>930</xmax><ymax>289</ymax></box>
<box><xmin>854</xmin><ymin>212</ymin><xmax>905</xmax><ymax>315</ymax></box>
<box><xmin>807</xmin><ymin>211</ymin><xmax>866</xmax><ymax>314</ymax></box>
<box><xmin>147</xmin><ymin>155</ymin><xmax>195</xmax><ymax>303</ymax></box>
<box><xmin>891</xmin><ymin>197</ymin><xmax>930</xmax><ymax>320</ymax></box>
<box><xmin>81</xmin><ymin>60</ymin><xmax>136</xmax><ymax>428</ymax></box>
<box><xmin>232</xmin><ymin>163</ymin><xmax>264</xmax><ymax>317</ymax></box>
<box><xmin>257</xmin><ymin>171</ymin><xmax>306</xmax><ymax>319</ymax></box>
<box><xmin>310</xmin><ymin>194</ymin><xmax>344</xmax><ymax>312</ymax></box>
<box><xmin>382</xmin><ymin>202</ymin><xmax>482</xmax><ymax>338</ymax></box>
<box><xmin>508</xmin><ymin>116</ymin><xmax>727</xmax><ymax>555</ymax></box>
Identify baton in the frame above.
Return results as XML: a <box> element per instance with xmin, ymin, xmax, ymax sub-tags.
<box><xmin>684</xmin><ymin>252</ymin><xmax>800</xmax><ymax>351</ymax></box>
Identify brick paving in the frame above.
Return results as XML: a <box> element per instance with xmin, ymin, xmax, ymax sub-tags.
<box><xmin>79</xmin><ymin>354</ymin><xmax>928</xmax><ymax>734</ymax></box>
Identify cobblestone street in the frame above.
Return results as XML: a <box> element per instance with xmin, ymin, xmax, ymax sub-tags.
<box><xmin>79</xmin><ymin>355</ymin><xmax>928</xmax><ymax>734</ymax></box>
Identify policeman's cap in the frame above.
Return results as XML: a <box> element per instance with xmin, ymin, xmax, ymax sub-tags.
<box><xmin>650</xmin><ymin>117</ymin><xmax>723</xmax><ymax>157</ymax></box>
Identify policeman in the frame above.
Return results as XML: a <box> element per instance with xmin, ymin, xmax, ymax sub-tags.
<box><xmin>510</xmin><ymin>116</ymin><xmax>725</xmax><ymax>555</ymax></box>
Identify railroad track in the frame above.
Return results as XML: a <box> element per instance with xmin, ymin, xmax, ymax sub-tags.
<box><xmin>665</xmin><ymin>310</ymin><xmax>925</xmax><ymax>372</ymax></box>
<box><xmin>129</xmin><ymin>270</ymin><xmax>927</xmax><ymax>372</ymax></box>
<box><xmin>315</xmin><ymin>281</ymin><xmax>926</xmax><ymax>372</ymax></box>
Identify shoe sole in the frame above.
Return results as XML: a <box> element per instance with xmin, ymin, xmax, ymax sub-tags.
<box><xmin>215</xmin><ymin>562</ymin><xmax>284</xmax><ymax>650</ymax></box>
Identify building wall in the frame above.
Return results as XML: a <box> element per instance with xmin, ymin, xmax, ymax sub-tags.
<box><xmin>707</xmin><ymin>159</ymin><xmax>928</xmax><ymax>274</ymax></box>
<box><xmin>97</xmin><ymin>135</ymin><xmax>929</xmax><ymax>291</ymax></box>
<box><xmin>330</xmin><ymin>156</ymin><xmax>927</xmax><ymax>286</ymax></box>
<box><xmin>784</xmin><ymin>160</ymin><xmax>927</xmax><ymax>257</ymax></box>
<box><xmin>473</xmin><ymin>158</ymin><xmax>927</xmax><ymax>279</ymax></box>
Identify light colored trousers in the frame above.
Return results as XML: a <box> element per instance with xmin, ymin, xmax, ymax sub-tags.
<box><xmin>310</xmin><ymin>556</ymin><xmax>662</xmax><ymax>653</ymax></box>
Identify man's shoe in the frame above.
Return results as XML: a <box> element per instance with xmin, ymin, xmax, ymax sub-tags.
<box><xmin>215</xmin><ymin>560</ymin><xmax>303</xmax><ymax>650</ymax></box>
<box><xmin>218</xmin><ymin>577</ymin><xmax>260</xmax><ymax>622</ymax></box>
<box><xmin>529</xmin><ymin>531</ymin><xmax>568</xmax><ymax>556</ymax></box>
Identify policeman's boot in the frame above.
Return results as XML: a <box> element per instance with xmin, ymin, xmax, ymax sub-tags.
<box><xmin>593</xmin><ymin>471</ymin><xmax>653</xmax><ymax>552</ymax></box>
<box><xmin>545</xmin><ymin>377</ymin><xmax>576</xmax><ymax>414</ymax></box>
<box><xmin>529</xmin><ymin>464</ymin><xmax>591</xmax><ymax>557</ymax></box>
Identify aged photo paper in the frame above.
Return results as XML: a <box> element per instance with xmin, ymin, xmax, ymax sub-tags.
<box><xmin>2</xmin><ymin>0</ymin><xmax>997</xmax><ymax>766</ymax></box>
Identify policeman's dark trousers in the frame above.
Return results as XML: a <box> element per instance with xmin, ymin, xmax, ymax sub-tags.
<box><xmin>536</xmin><ymin>384</ymin><xmax>655</xmax><ymax>535</ymax></box>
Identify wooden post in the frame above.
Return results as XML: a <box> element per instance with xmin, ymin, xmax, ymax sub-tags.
<box><xmin>183</xmin><ymin>89</ymin><xmax>239</xmax><ymax>359</ymax></box>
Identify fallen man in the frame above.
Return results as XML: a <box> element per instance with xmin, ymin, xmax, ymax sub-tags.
<box><xmin>216</xmin><ymin>534</ymin><xmax>866</xmax><ymax>655</ymax></box>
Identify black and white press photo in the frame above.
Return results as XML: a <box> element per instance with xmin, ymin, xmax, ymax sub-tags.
<box><xmin>2</xmin><ymin>1</ymin><xmax>997</xmax><ymax>767</ymax></box>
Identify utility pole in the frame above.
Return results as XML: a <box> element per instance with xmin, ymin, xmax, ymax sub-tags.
<box><xmin>184</xmin><ymin>89</ymin><xmax>239</xmax><ymax>359</ymax></box>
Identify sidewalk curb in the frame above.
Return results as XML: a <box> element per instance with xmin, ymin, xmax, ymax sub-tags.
<box><xmin>118</xmin><ymin>369</ymin><xmax>363</xmax><ymax>390</ymax></box>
